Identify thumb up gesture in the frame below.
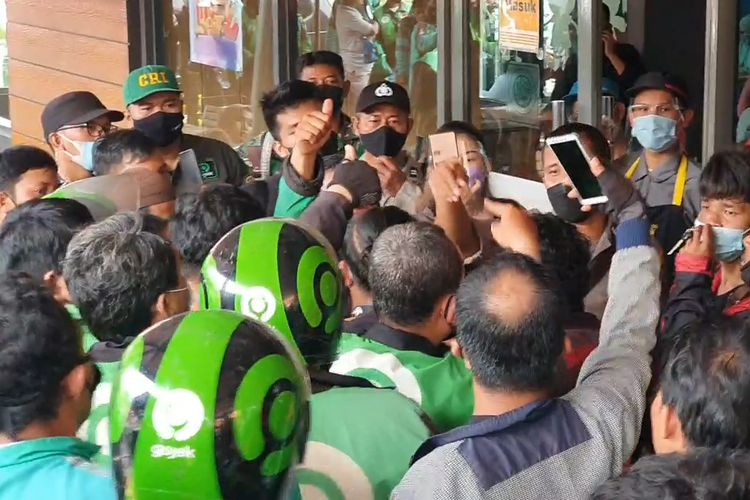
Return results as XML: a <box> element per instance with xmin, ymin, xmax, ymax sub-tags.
<box><xmin>294</xmin><ymin>98</ymin><xmax>335</xmax><ymax>156</ymax></box>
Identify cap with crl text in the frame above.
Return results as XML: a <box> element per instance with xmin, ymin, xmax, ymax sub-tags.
<box><xmin>124</xmin><ymin>65</ymin><xmax>181</xmax><ymax>107</ymax></box>
<box><xmin>356</xmin><ymin>81</ymin><xmax>411</xmax><ymax>114</ymax></box>
<box><xmin>41</xmin><ymin>91</ymin><xmax>124</xmax><ymax>140</ymax></box>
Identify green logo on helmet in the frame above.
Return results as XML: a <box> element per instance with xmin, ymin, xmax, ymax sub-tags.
<box><xmin>109</xmin><ymin>310</ymin><xmax>310</xmax><ymax>499</ymax></box>
<box><xmin>200</xmin><ymin>218</ymin><xmax>344</xmax><ymax>367</ymax></box>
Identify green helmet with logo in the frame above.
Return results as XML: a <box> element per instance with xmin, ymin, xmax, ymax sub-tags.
<box><xmin>109</xmin><ymin>310</ymin><xmax>310</xmax><ymax>499</ymax></box>
<box><xmin>200</xmin><ymin>218</ymin><xmax>343</xmax><ymax>367</ymax></box>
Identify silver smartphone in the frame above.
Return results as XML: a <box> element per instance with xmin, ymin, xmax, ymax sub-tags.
<box><xmin>545</xmin><ymin>133</ymin><xmax>608</xmax><ymax>206</ymax></box>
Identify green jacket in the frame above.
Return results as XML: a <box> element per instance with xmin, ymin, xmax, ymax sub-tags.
<box><xmin>297</xmin><ymin>376</ymin><xmax>431</xmax><ymax>499</ymax></box>
<box><xmin>331</xmin><ymin>327</ymin><xmax>474</xmax><ymax>432</ymax></box>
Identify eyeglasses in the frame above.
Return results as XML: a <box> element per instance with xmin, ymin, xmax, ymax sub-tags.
<box><xmin>628</xmin><ymin>103</ymin><xmax>682</xmax><ymax>117</ymax></box>
<box><xmin>57</xmin><ymin>122</ymin><xmax>118</xmax><ymax>138</ymax></box>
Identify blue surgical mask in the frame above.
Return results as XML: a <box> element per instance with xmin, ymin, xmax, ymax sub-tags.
<box><xmin>632</xmin><ymin>115</ymin><xmax>678</xmax><ymax>153</ymax></box>
<box><xmin>61</xmin><ymin>135</ymin><xmax>97</xmax><ymax>173</ymax></box>
<box><xmin>697</xmin><ymin>220</ymin><xmax>747</xmax><ymax>262</ymax></box>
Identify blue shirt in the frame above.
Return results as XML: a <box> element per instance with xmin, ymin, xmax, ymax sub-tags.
<box><xmin>0</xmin><ymin>437</ymin><xmax>116</xmax><ymax>500</ymax></box>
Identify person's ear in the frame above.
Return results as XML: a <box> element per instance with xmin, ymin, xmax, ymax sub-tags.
<box><xmin>682</xmin><ymin>109</ymin><xmax>695</xmax><ymax>128</ymax></box>
<box><xmin>441</xmin><ymin>294</ymin><xmax>457</xmax><ymax>328</ymax></box>
<box><xmin>342</xmin><ymin>80</ymin><xmax>351</xmax><ymax>98</ymax></box>
<box><xmin>338</xmin><ymin>260</ymin><xmax>355</xmax><ymax>288</ymax></box>
<box><xmin>272</xmin><ymin>141</ymin><xmax>290</xmax><ymax>159</ymax></box>
<box><xmin>628</xmin><ymin>111</ymin><xmax>636</xmax><ymax>128</ymax></box>
<box><xmin>352</xmin><ymin>114</ymin><xmax>362</xmax><ymax>136</ymax></box>
<box><xmin>650</xmin><ymin>390</ymin><xmax>688</xmax><ymax>454</ymax></box>
<box><xmin>42</xmin><ymin>271</ymin><xmax>71</xmax><ymax>304</ymax></box>
<box><xmin>156</xmin><ymin>289</ymin><xmax>189</xmax><ymax>322</ymax></box>
<box><xmin>61</xmin><ymin>363</ymin><xmax>89</xmax><ymax>401</ymax></box>
<box><xmin>406</xmin><ymin>117</ymin><xmax>414</xmax><ymax>135</ymax></box>
<box><xmin>48</xmin><ymin>132</ymin><xmax>64</xmax><ymax>151</ymax></box>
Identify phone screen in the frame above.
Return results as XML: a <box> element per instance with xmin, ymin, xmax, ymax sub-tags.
<box><xmin>548</xmin><ymin>140</ymin><xmax>603</xmax><ymax>201</ymax></box>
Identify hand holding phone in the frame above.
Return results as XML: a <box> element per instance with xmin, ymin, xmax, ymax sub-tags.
<box><xmin>546</xmin><ymin>133</ymin><xmax>608</xmax><ymax>206</ymax></box>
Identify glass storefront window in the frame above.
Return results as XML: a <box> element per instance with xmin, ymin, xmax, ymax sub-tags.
<box><xmin>162</xmin><ymin>1</ymin><xmax>273</xmax><ymax>148</ymax></box>
<box><xmin>472</xmin><ymin>0</ymin><xmax>629</xmax><ymax>180</ymax></box>
<box><xmin>301</xmin><ymin>0</ymin><xmax>437</xmax><ymax>153</ymax></box>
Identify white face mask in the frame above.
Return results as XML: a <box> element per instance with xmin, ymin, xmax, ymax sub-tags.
<box><xmin>60</xmin><ymin>134</ymin><xmax>97</xmax><ymax>173</ymax></box>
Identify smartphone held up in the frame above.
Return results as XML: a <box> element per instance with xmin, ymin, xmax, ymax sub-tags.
<box><xmin>546</xmin><ymin>133</ymin><xmax>608</xmax><ymax>206</ymax></box>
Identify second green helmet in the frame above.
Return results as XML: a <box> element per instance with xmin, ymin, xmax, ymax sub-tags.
<box><xmin>109</xmin><ymin>310</ymin><xmax>310</xmax><ymax>499</ymax></box>
<box><xmin>200</xmin><ymin>218</ymin><xmax>343</xmax><ymax>367</ymax></box>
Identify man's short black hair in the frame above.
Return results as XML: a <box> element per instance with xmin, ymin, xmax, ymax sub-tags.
<box><xmin>0</xmin><ymin>272</ymin><xmax>84</xmax><ymax>438</ymax></box>
<box><xmin>63</xmin><ymin>212</ymin><xmax>178</xmax><ymax>343</ymax></box>
<box><xmin>93</xmin><ymin>129</ymin><xmax>158</xmax><ymax>176</ymax></box>
<box><xmin>658</xmin><ymin>316</ymin><xmax>750</xmax><ymax>450</ymax></box>
<box><xmin>341</xmin><ymin>206</ymin><xmax>413</xmax><ymax>291</ymax></box>
<box><xmin>0</xmin><ymin>146</ymin><xmax>57</xmax><ymax>193</ymax></box>
<box><xmin>457</xmin><ymin>252</ymin><xmax>564</xmax><ymax>392</ymax></box>
<box><xmin>548</xmin><ymin>123</ymin><xmax>612</xmax><ymax>163</ymax></box>
<box><xmin>171</xmin><ymin>184</ymin><xmax>264</xmax><ymax>276</ymax></box>
<box><xmin>296</xmin><ymin>50</ymin><xmax>346</xmax><ymax>80</ymax></box>
<box><xmin>531</xmin><ymin>213</ymin><xmax>591</xmax><ymax>313</ymax></box>
<box><xmin>261</xmin><ymin>80</ymin><xmax>324</xmax><ymax>140</ymax></box>
<box><xmin>592</xmin><ymin>448</ymin><xmax>750</xmax><ymax>500</ymax></box>
<box><xmin>699</xmin><ymin>151</ymin><xmax>750</xmax><ymax>203</ymax></box>
<box><xmin>369</xmin><ymin>222</ymin><xmax>463</xmax><ymax>326</ymax></box>
<box><xmin>0</xmin><ymin>198</ymin><xmax>93</xmax><ymax>279</ymax></box>
<box><xmin>436</xmin><ymin>121</ymin><xmax>486</xmax><ymax>150</ymax></box>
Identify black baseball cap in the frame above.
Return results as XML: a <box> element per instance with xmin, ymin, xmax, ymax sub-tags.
<box><xmin>356</xmin><ymin>81</ymin><xmax>411</xmax><ymax>114</ymax></box>
<box><xmin>41</xmin><ymin>91</ymin><xmax>125</xmax><ymax>140</ymax></box>
<box><xmin>626</xmin><ymin>72</ymin><xmax>691</xmax><ymax>107</ymax></box>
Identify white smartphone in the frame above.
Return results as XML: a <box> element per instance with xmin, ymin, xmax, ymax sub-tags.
<box><xmin>545</xmin><ymin>133</ymin><xmax>608</xmax><ymax>206</ymax></box>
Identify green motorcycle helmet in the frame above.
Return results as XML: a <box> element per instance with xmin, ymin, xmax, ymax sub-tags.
<box><xmin>200</xmin><ymin>218</ymin><xmax>343</xmax><ymax>367</ymax></box>
<box><xmin>109</xmin><ymin>310</ymin><xmax>310</xmax><ymax>500</ymax></box>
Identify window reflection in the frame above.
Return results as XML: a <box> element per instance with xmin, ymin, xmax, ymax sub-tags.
<box><xmin>162</xmin><ymin>1</ymin><xmax>273</xmax><ymax>147</ymax></box>
<box><xmin>473</xmin><ymin>0</ymin><xmax>630</xmax><ymax>180</ymax></box>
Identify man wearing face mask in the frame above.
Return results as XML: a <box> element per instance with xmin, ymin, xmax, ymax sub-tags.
<box><xmin>354</xmin><ymin>80</ymin><xmax>422</xmax><ymax>214</ymax></box>
<box><xmin>123</xmin><ymin>65</ymin><xmax>248</xmax><ymax>186</ymax></box>
<box><xmin>41</xmin><ymin>91</ymin><xmax>124</xmax><ymax>184</ymax></box>
<box><xmin>618</xmin><ymin>73</ymin><xmax>700</xmax><ymax>264</ymax></box>
<box><xmin>239</xmin><ymin>51</ymin><xmax>358</xmax><ymax>179</ymax></box>
<box><xmin>542</xmin><ymin>123</ymin><xmax>616</xmax><ymax>320</ymax></box>
<box><xmin>663</xmin><ymin>151</ymin><xmax>750</xmax><ymax>342</ymax></box>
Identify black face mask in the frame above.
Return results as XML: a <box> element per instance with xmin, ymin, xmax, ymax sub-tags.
<box><xmin>360</xmin><ymin>126</ymin><xmax>407</xmax><ymax>158</ymax></box>
<box><xmin>134</xmin><ymin>111</ymin><xmax>185</xmax><ymax>147</ymax></box>
<box><xmin>547</xmin><ymin>183</ymin><xmax>591</xmax><ymax>224</ymax></box>
<box><xmin>317</xmin><ymin>85</ymin><xmax>345</xmax><ymax>115</ymax></box>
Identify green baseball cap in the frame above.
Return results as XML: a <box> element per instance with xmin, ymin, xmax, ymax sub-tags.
<box><xmin>124</xmin><ymin>65</ymin><xmax>181</xmax><ymax>106</ymax></box>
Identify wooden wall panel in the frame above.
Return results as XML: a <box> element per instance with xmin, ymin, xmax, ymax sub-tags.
<box><xmin>9</xmin><ymin>60</ymin><xmax>124</xmax><ymax>110</ymax></box>
<box><xmin>9</xmin><ymin>96</ymin><xmax>45</xmax><ymax>141</ymax></box>
<box><xmin>7</xmin><ymin>24</ymin><xmax>129</xmax><ymax>86</ymax></box>
<box><xmin>7</xmin><ymin>0</ymin><xmax>131</xmax><ymax>144</ymax></box>
<box><xmin>6</xmin><ymin>0</ymin><xmax>128</xmax><ymax>43</ymax></box>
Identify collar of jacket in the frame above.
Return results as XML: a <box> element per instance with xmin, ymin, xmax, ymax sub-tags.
<box><xmin>363</xmin><ymin>322</ymin><xmax>448</xmax><ymax>358</ymax></box>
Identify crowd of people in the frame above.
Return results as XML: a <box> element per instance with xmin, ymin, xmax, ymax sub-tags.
<box><xmin>3</xmin><ymin>3</ymin><xmax>750</xmax><ymax>499</ymax></box>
